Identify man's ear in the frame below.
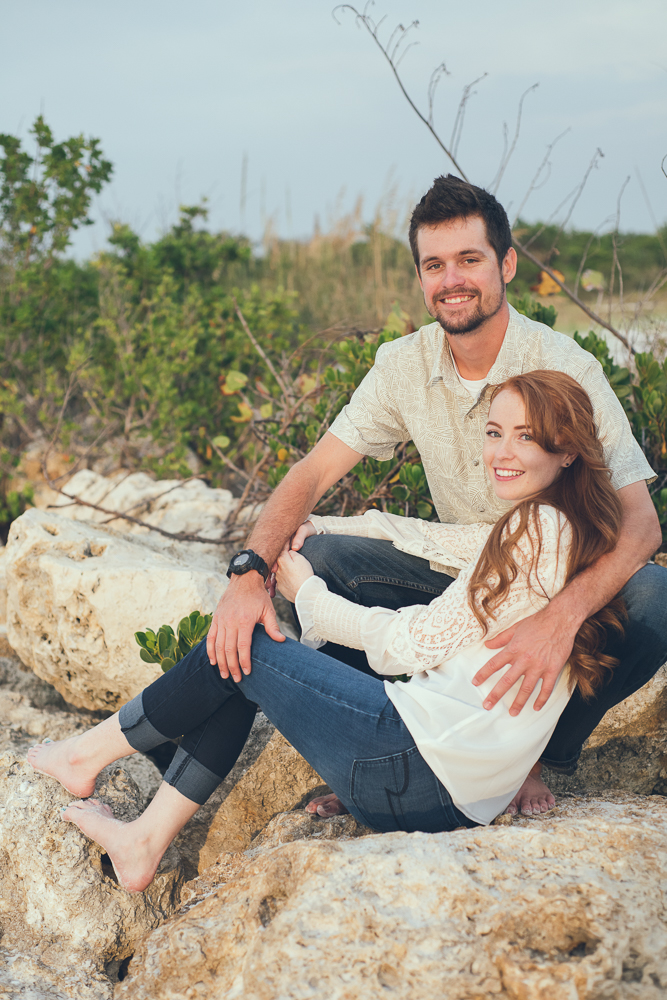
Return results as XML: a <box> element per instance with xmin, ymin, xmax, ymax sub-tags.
<box><xmin>502</xmin><ymin>247</ymin><xmax>518</xmax><ymax>285</ymax></box>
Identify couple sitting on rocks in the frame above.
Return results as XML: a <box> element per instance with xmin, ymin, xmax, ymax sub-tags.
<box><xmin>29</xmin><ymin>176</ymin><xmax>667</xmax><ymax>892</ymax></box>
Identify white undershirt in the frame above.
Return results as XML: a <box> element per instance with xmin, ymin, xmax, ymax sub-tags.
<box><xmin>451</xmin><ymin>356</ymin><xmax>488</xmax><ymax>398</ymax></box>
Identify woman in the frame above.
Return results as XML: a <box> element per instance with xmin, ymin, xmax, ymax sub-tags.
<box><xmin>28</xmin><ymin>371</ymin><xmax>627</xmax><ymax>892</ymax></box>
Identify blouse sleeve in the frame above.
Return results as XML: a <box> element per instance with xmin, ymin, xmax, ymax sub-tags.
<box><xmin>309</xmin><ymin>511</ymin><xmax>494</xmax><ymax>570</ymax></box>
<box><xmin>298</xmin><ymin>506</ymin><xmax>570</xmax><ymax>676</ymax></box>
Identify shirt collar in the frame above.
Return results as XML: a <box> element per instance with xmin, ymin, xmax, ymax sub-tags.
<box><xmin>428</xmin><ymin>304</ymin><xmax>529</xmax><ymax>389</ymax></box>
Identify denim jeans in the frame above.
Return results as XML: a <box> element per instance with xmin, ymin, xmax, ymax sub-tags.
<box><xmin>300</xmin><ymin>534</ymin><xmax>667</xmax><ymax>774</ymax></box>
<box><xmin>119</xmin><ymin>628</ymin><xmax>474</xmax><ymax>832</ymax></box>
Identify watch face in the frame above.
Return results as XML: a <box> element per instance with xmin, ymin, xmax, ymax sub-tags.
<box><xmin>234</xmin><ymin>553</ymin><xmax>250</xmax><ymax>567</ymax></box>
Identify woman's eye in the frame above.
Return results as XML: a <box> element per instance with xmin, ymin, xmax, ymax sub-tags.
<box><xmin>485</xmin><ymin>429</ymin><xmax>500</xmax><ymax>438</ymax></box>
<box><xmin>519</xmin><ymin>433</ymin><xmax>533</xmax><ymax>441</ymax></box>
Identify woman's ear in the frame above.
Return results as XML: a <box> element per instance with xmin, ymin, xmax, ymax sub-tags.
<box><xmin>561</xmin><ymin>453</ymin><xmax>578</xmax><ymax>469</ymax></box>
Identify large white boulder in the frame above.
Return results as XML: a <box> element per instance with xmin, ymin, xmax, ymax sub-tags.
<box><xmin>5</xmin><ymin>507</ymin><xmax>228</xmax><ymax>711</ymax></box>
<box><xmin>117</xmin><ymin>793</ymin><xmax>667</xmax><ymax>1000</ymax></box>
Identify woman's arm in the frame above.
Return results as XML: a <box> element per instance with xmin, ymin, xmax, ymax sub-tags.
<box><xmin>295</xmin><ymin>505</ymin><xmax>570</xmax><ymax>676</ymax></box>
<box><xmin>307</xmin><ymin>510</ymin><xmax>494</xmax><ymax>569</ymax></box>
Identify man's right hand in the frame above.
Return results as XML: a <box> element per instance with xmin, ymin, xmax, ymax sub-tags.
<box><xmin>207</xmin><ymin>573</ymin><xmax>285</xmax><ymax>682</ymax></box>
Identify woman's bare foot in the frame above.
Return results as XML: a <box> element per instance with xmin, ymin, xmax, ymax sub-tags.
<box><xmin>28</xmin><ymin>713</ymin><xmax>135</xmax><ymax>798</ymax></box>
<box><xmin>305</xmin><ymin>793</ymin><xmax>350</xmax><ymax>818</ymax></box>
<box><xmin>62</xmin><ymin>799</ymin><xmax>163</xmax><ymax>893</ymax></box>
<box><xmin>505</xmin><ymin>762</ymin><xmax>555</xmax><ymax>816</ymax></box>
<box><xmin>28</xmin><ymin>736</ymin><xmax>99</xmax><ymax>799</ymax></box>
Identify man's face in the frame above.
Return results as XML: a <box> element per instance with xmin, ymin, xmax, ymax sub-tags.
<box><xmin>416</xmin><ymin>216</ymin><xmax>517</xmax><ymax>336</ymax></box>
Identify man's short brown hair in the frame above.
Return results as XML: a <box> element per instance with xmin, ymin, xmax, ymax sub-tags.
<box><xmin>409</xmin><ymin>175</ymin><xmax>512</xmax><ymax>270</ymax></box>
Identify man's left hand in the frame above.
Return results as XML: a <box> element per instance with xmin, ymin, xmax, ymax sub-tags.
<box><xmin>472</xmin><ymin>604</ymin><xmax>576</xmax><ymax>715</ymax></box>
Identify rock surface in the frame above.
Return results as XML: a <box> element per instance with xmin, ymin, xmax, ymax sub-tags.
<box><xmin>4</xmin><ymin>507</ymin><xmax>228</xmax><ymax>711</ymax></box>
<box><xmin>43</xmin><ymin>468</ymin><xmax>236</xmax><ymax>544</ymax></box>
<box><xmin>118</xmin><ymin>793</ymin><xmax>667</xmax><ymax>1000</ymax></box>
<box><xmin>0</xmin><ymin>754</ymin><xmax>182</xmax><ymax>1000</ymax></box>
<box><xmin>190</xmin><ymin>730</ymin><xmax>328</xmax><ymax>872</ymax></box>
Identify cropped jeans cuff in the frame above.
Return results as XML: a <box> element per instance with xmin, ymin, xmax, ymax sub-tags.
<box><xmin>163</xmin><ymin>745</ymin><xmax>224</xmax><ymax>805</ymax></box>
<box><xmin>540</xmin><ymin>747</ymin><xmax>582</xmax><ymax>776</ymax></box>
<box><xmin>119</xmin><ymin>693</ymin><xmax>168</xmax><ymax>753</ymax></box>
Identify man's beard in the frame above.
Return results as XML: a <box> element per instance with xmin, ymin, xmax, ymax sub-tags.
<box><xmin>430</xmin><ymin>280</ymin><xmax>505</xmax><ymax>336</ymax></box>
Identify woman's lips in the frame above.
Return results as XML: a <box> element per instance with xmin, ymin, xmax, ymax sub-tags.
<box><xmin>494</xmin><ymin>468</ymin><xmax>525</xmax><ymax>480</ymax></box>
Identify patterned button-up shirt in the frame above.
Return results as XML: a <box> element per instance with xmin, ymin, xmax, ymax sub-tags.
<box><xmin>329</xmin><ymin>305</ymin><xmax>654</xmax><ymax>527</ymax></box>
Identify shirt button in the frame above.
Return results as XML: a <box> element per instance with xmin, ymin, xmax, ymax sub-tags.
<box><xmin>479</xmin><ymin>507</ymin><xmax>485</xmax><ymax>513</ymax></box>
<box><xmin>467</xmin><ymin>413</ymin><xmax>474</xmax><ymax>420</ymax></box>
<box><xmin>473</xmin><ymin>460</ymin><xmax>479</xmax><ymax>466</ymax></box>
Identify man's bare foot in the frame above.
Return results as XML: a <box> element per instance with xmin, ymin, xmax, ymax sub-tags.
<box><xmin>305</xmin><ymin>793</ymin><xmax>349</xmax><ymax>818</ymax></box>
<box><xmin>505</xmin><ymin>762</ymin><xmax>555</xmax><ymax>816</ymax></box>
<box><xmin>62</xmin><ymin>799</ymin><xmax>163</xmax><ymax>893</ymax></box>
<box><xmin>28</xmin><ymin>736</ymin><xmax>99</xmax><ymax>799</ymax></box>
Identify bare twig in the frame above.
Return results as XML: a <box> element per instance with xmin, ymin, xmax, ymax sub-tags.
<box><xmin>233</xmin><ymin>299</ymin><xmax>293</xmax><ymax>406</ymax></box>
<box><xmin>333</xmin><ymin>4</ymin><xmax>468</xmax><ymax>178</ymax></box>
<box><xmin>512</xmin><ymin>129</ymin><xmax>571</xmax><ymax>227</ymax></box>
<box><xmin>489</xmin><ymin>84</ymin><xmax>539</xmax><ymax>195</ymax></box>
<box><xmin>450</xmin><ymin>74</ymin><xmax>488</xmax><ymax>161</ymax></box>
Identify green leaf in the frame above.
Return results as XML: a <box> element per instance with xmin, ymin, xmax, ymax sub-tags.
<box><xmin>211</xmin><ymin>434</ymin><xmax>230</xmax><ymax>450</ymax></box>
<box><xmin>140</xmin><ymin>648</ymin><xmax>159</xmax><ymax>664</ymax></box>
<box><xmin>161</xmin><ymin>657</ymin><xmax>176</xmax><ymax>673</ymax></box>
<box><xmin>222</xmin><ymin>370</ymin><xmax>248</xmax><ymax>394</ymax></box>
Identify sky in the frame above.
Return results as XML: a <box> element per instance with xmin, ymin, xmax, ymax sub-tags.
<box><xmin>2</xmin><ymin>0</ymin><xmax>666</xmax><ymax>256</ymax></box>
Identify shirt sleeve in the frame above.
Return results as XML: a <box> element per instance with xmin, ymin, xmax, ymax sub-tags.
<box><xmin>327</xmin><ymin>342</ymin><xmax>411</xmax><ymax>460</ymax></box>
<box><xmin>299</xmin><ymin>506</ymin><xmax>570</xmax><ymax>676</ymax></box>
<box><xmin>579</xmin><ymin>360</ymin><xmax>655</xmax><ymax>489</ymax></box>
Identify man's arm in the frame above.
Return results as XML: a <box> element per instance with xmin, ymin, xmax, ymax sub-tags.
<box><xmin>207</xmin><ymin>432</ymin><xmax>363</xmax><ymax>681</ymax></box>
<box><xmin>473</xmin><ymin>480</ymin><xmax>662</xmax><ymax>714</ymax></box>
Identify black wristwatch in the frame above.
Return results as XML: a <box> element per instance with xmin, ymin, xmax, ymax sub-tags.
<box><xmin>226</xmin><ymin>549</ymin><xmax>270</xmax><ymax>582</ymax></box>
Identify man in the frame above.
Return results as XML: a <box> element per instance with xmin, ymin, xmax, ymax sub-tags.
<box><xmin>209</xmin><ymin>175</ymin><xmax>666</xmax><ymax>817</ymax></box>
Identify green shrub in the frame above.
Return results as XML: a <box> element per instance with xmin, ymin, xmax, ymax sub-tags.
<box><xmin>135</xmin><ymin>610</ymin><xmax>212</xmax><ymax>672</ymax></box>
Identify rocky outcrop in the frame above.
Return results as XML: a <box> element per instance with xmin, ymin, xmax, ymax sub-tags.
<box><xmin>0</xmin><ymin>754</ymin><xmax>182</xmax><ymax>1000</ymax></box>
<box><xmin>4</xmin><ymin>507</ymin><xmax>228</xmax><ymax>711</ymax></box>
<box><xmin>117</xmin><ymin>793</ymin><xmax>667</xmax><ymax>1000</ymax></box>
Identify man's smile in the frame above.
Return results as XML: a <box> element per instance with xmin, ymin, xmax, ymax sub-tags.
<box><xmin>438</xmin><ymin>292</ymin><xmax>476</xmax><ymax>306</ymax></box>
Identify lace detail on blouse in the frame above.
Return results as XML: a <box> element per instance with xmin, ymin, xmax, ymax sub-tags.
<box><xmin>384</xmin><ymin>507</ymin><xmax>569</xmax><ymax>673</ymax></box>
<box><xmin>302</xmin><ymin>506</ymin><xmax>570</xmax><ymax>676</ymax></box>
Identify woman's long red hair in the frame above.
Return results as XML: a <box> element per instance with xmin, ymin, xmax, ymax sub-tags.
<box><xmin>468</xmin><ymin>370</ymin><xmax>625</xmax><ymax>699</ymax></box>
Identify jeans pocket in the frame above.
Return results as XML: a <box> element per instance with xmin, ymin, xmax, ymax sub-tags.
<box><xmin>350</xmin><ymin>746</ymin><xmax>458</xmax><ymax>833</ymax></box>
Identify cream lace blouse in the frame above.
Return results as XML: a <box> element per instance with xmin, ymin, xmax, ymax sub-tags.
<box><xmin>294</xmin><ymin>506</ymin><xmax>573</xmax><ymax>824</ymax></box>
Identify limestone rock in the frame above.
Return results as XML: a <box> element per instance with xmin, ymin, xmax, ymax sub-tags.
<box><xmin>43</xmin><ymin>468</ymin><xmax>236</xmax><ymax>543</ymax></box>
<box><xmin>118</xmin><ymin>793</ymin><xmax>667</xmax><ymax>1000</ymax></box>
<box><xmin>546</xmin><ymin>663</ymin><xmax>667</xmax><ymax>796</ymax></box>
<box><xmin>0</xmin><ymin>754</ymin><xmax>182</xmax><ymax>999</ymax></box>
<box><xmin>190</xmin><ymin>730</ymin><xmax>328</xmax><ymax>872</ymax></box>
<box><xmin>5</xmin><ymin>507</ymin><xmax>228</xmax><ymax>711</ymax></box>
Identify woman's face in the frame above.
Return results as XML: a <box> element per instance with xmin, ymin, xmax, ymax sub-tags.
<box><xmin>483</xmin><ymin>389</ymin><xmax>576</xmax><ymax>502</ymax></box>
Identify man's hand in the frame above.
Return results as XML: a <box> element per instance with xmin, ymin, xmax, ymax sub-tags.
<box><xmin>207</xmin><ymin>573</ymin><xmax>285</xmax><ymax>682</ymax></box>
<box><xmin>472</xmin><ymin>603</ymin><xmax>577</xmax><ymax>715</ymax></box>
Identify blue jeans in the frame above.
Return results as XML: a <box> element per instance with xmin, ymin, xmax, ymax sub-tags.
<box><xmin>119</xmin><ymin>628</ymin><xmax>474</xmax><ymax>832</ymax></box>
<box><xmin>300</xmin><ymin>534</ymin><xmax>667</xmax><ymax>774</ymax></box>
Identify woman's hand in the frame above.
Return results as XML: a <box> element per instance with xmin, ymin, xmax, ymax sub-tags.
<box><xmin>275</xmin><ymin>549</ymin><xmax>315</xmax><ymax>603</ymax></box>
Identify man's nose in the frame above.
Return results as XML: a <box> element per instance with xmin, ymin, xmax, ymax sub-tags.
<box><xmin>437</xmin><ymin>264</ymin><xmax>466</xmax><ymax>288</ymax></box>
